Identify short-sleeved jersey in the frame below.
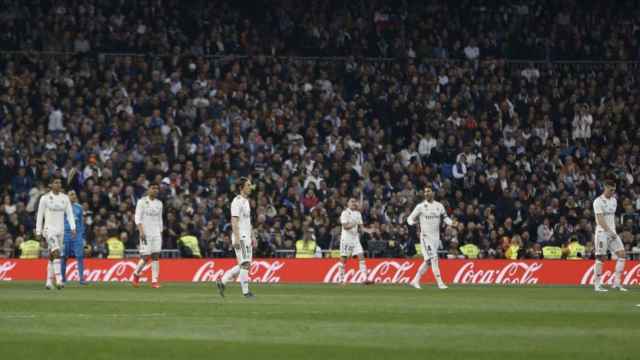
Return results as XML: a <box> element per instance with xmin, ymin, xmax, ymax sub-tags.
<box><xmin>231</xmin><ymin>195</ymin><xmax>252</xmax><ymax>240</ymax></box>
<box><xmin>593</xmin><ymin>195</ymin><xmax>617</xmax><ymax>234</ymax></box>
<box><xmin>407</xmin><ymin>200</ymin><xmax>452</xmax><ymax>237</ymax></box>
<box><xmin>340</xmin><ymin>208</ymin><xmax>363</xmax><ymax>242</ymax></box>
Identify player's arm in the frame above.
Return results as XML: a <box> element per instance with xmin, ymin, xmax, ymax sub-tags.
<box><xmin>134</xmin><ymin>200</ymin><xmax>145</xmax><ymax>242</ymax></box>
<box><xmin>35</xmin><ymin>196</ymin><xmax>46</xmax><ymax>239</ymax></box>
<box><xmin>406</xmin><ymin>205</ymin><xmax>421</xmax><ymax>226</ymax></box>
<box><xmin>341</xmin><ymin>212</ymin><xmax>355</xmax><ymax>230</ymax></box>
<box><xmin>77</xmin><ymin>207</ymin><xmax>85</xmax><ymax>240</ymax></box>
<box><xmin>65</xmin><ymin>197</ymin><xmax>77</xmax><ymax>236</ymax></box>
<box><xmin>159</xmin><ymin>202</ymin><xmax>164</xmax><ymax>232</ymax></box>
<box><xmin>231</xmin><ymin>216</ymin><xmax>240</xmax><ymax>249</ymax></box>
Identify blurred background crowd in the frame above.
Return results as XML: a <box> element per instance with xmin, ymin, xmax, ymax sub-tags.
<box><xmin>1</xmin><ymin>0</ymin><xmax>640</xmax><ymax>260</ymax></box>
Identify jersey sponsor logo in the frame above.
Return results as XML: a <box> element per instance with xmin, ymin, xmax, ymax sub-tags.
<box><xmin>452</xmin><ymin>261</ymin><xmax>542</xmax><ymax>284</ymax></box>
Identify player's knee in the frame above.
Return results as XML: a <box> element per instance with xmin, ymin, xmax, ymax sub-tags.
<box><xmin>151</xmin><ymin>253</ymin><xmax>159</xmax><ymax>261</ymax></box>
<box><xmin>240</xmin><ymin>261</ymin><xmax>251</xmax><ymax>270</ymax></box>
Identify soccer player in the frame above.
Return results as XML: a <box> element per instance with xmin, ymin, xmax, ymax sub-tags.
<box><xmin>217</xmin><ymin>177</ymin><xmax>255</xmax><ymax>298</ymax></box>
<box><xmin>336</xmin><ymin>198</ymin><xmax>374</xmax><ymax>284</ymax></box>
<box><xmin>36</xmin><ymin>178</ymin><xmax>76</xmax><ymax>290</ymax></box>
<box><xmin>407</xmin><ymin>187</ymin><xmax>456</xmax><ymax>290</ymax></box>
<box><xmin>132</xmin><ymin>183</ymin><xmax>163</xmax><ymax>288</ymax></box>
<box><xmin>592</xmin><ymin>180</ymin><xmax>628</xmax><ymax>292</ymax></box>
<box><xmin>61</xmin><ymin>190</ymin><xmax>86</xmax><ymax>285</ymax></box>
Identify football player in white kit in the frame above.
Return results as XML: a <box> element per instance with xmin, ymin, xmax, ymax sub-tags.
<box><xmin>217</xmin><ymin>177</ymin><xmax>256</xmax><ymax>298</ymax></box>
<box><xmin>132</xmin><ymin>183</ymin><xmax>164</xmax><ymax>288</ymax></box>
<box><xmin>592</xmin><ymin>180</ymin><xmax>628</xmax><ymax>292</ymax></box>
<box><xmin>337</xmin><ymin>198</ymin><xmax>375</xmax><ymax>284</ymax></box>
<box><xmin>407</xmin><ymin>187</ymin><xmax>456</xmax><ymax>289</ymax></box>
<box><xmin>36</xmin><ymin>177</ymin><xmax>76</xmax><ymax>290</ymax></box>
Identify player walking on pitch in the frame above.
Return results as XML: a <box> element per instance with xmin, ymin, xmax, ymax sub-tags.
<box><xmin>217</xmin><ymin>177</ymin><xmax>256</xmax><ymax>298</ymax></box>
<box><xmin>61</xmin><ymin>190</ymin><xmax>87</xmax><ymax>285</ymax></box>
<box><xmin>36</xmin><ymin>178</ymin><xmax>76</xmax><ymax>290</ymax></box>
<box><xmin>407</xmin><ymin>187</ymin><xmax>456</xmax><ymax>289</ymax></box>
<box><xmin>132</xmin><ymin>183</ymin><xmax>163</xmax><ymax>288</ymax></box>
<box><xmin>337</xmin><ymin>198</ymin><xmax>375</xmax><ymax>284</ymax></box>
<box><xmin>592</xmin><ymin>180</ymin><xmax>628</xmax><ymax>292</ymax></box>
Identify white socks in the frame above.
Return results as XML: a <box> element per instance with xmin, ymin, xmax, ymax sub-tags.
<box><xmin>151</xmin><ymin>260</ymin><xmax>159</xmax><ymax>283</ymax></box>
<box><xmin>134</xmin><ymin>258</ymin><xmax>146</xmax><ymax>276</ymax></box>
<box><xmin>239</xmin><ymin>268</ymin><xmax>249</xmax><ymax>295</ymax></box>
<box><xmin>222</xmin><ymin>265</ymin><xmax>240</xmax><ymax>285</ymax></box>
<box><xmin>337</xmin><ymin>262</ymin><xmax>345</xmax><ymax>283</ymax></box>
<box><xmin>594</xmin><ymin>260</ymin><xmax>603</xmax><ymax>288</ymax></box>
<box><xmin>431</xmin><ymin>258</ymin><xmax>445</xmax><ymax>287</ymax></box>
<box><xmin>46</xmin><ymin>260</ymin><xmax>54</xmax><ymax>287</ymax></box>
<box><xmin>413</xmin><ymin>261</ymin><xmax>429</xmax><ymax>284</ymax></box>
<box><xmin>53</xmin><ymin>259</ymin><xmax>62</xmax><ymax>285</ymax></box>
<box><xmin>614</xmin><ymin>258</ymin><xmax>625</xmax><ymax>287</ymax></box>
<box><xmin>358</xmin><ymin>259</ymin><xmax>367</xmax><ymax>282</ymax></box>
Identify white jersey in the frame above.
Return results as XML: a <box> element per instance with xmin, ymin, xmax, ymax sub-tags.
<box><xmin>340</xmin><ymin>208</ymin><xmax>363</xmax><ymax>242</ymax></box>
<box><xmin>593</xmin><ymin>195</ymin><xmax>617</xmax><ymax>233</ymax></box>
<box><xmin>231</xmin><ymin>195</ymin><xmax>252</xmax><ymax>243</ymax></box>
<box><xmin>36</xmin><ymin>192</ymin><xmax>75</xmax><ymax>236</ymax></box>
<box><xmin>135</xmin><ymin>196</ymin><xmax>163</xmax><ymax>237</ymax></box>
<box><xmin>407</xmin><ymin>200</ymin><xmax>452</xmax><ymax>238</ymax></box>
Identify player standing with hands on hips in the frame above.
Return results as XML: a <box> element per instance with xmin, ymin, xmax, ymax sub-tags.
<box><xmin>132</xmin><ymin>183</ymin><xmax>163</xmax><ymax>288</ymax></box>
<box><xmin>592</xmin><ymin>180</ymin><xmax>628</xmax><ymax>292</ymax></box>
<box><xmin>217</xmin><ymin>177</ymin><xmax>256</xmax><ymax>298</ymax></box>
<box><xmin>36</xmin><ymin>178</ymin><xmax>76</xmax><ymax>290</ymax></box>
<box><xmin>407</xmin><ymin>187</ymin><xmax>456</xmax><ymax>289</ymax></box>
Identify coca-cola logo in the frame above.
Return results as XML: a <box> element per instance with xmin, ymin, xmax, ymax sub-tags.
<box><xmin>323</xmin><ymin>261</ymin><xmax>415</xmax><ymax>284</ymax></box>
<box><xmin>453</xmin><ymin>262</ymin><xmax>542</xmax><ymax>284</ymax></box>
<box><xmin>0</xmin><ymin>261</ymin><xmax>16</xmax><ymax>281</ymax></box>
<box><xmin>580</xmin><ymin>263</ymin><xmax>640</xmax><ymax>286</ymax></box>
<box><xmin>64</xmin><ymin>261</ymin><xmax>149</xmax><ymax>282</ymax></box>
<box><xmin>192</xmin><ymin>261</ymin><xmax>285</xmax><ymax>283</ymax></box>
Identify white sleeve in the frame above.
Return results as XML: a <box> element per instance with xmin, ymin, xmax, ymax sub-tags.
<box><xmin>134</xmin><ymin>199</ymin><xmax>144</xmax><ymax>225</ymax></box>
<box><xmin>340</xmin><ymin>211</ymin><xmax>349</xmax><ymax>225</ymax></box>
<box><xmin>65</xmin><ymin>196</ymin><xmax>76</xmax><ymax>231</ymax></box>
<box><xmin>407</xmin><ymin>204</ymin><xmax>421</xmax><ymax>226</ymax></box>
<box><xmin>357</xmin><ymin>212</ymin><xmax>364</xmax><ymax>225</ymax></box>
<box><xmin>35</xmin><ymin>195</ymin><xmax>46</xmax><ymax>235</ymax></box>
<box><xmin>441</xmin><ymin>204</ymin><xmax>453</xmax><ymax>226</ymax></box>
<box><xmin>159</xmin><ymin>202</ymin><xmax>164</xmax><ymax>230</ymax></box>
<box><xmin>231</xmin><ymin>199</ymin><xmax>240</xmax><ymax>218</ymax></box>
<box><xmin>593</xmin><ymin>199</ymin><xmax>603</xmax><ymax>215</ymax></box>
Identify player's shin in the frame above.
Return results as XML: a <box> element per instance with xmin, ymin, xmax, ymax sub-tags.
<box><xmin>358</xmin><ymin>258</ymin><xmax>367</xmax><ymax>282</ymax></box>
<box><xmin>431</xmin><ymin>257</ymin><xmax>445</xmax><ymax>287</ymax></box>
<box><xmin>239</xmin><ymin>267</ymin><xmax>250</xmax><ymax>295</ymax></box>
<box><xmin>594</xmin><ymin>259</ymin><xmax>603</xmax><ymax>288</ymax></box>
<box><xmin>133</xmin><ymin>258</ymin><xmax>146</xmax><ymax>276</ymax></box>
<box><xmin>337</xmin><ymin>262</ymin><xmax>345</xmax><ymax>283</ymax></box>
<box><xmin>77</xmin><ymin>257</ymin><xmax>85</xmax><ymax>282</ymax></box>
<box><xmin>614</xmin><ymin>257</ymin><xmax>625</xmax><ymax>287</ymax></box>
<box><xmin>151</xmin><ymin>259</ymin><xmax>159</xmax><ymax>283</ymax></box>
<box><xmin>413</xmin><ymin>261</ymin><xmax>429</xmax><ymax>284</ymax></box>
<box><xmin>46</xmin><ymin>260</ymin><xmax>54</xmax><ymax>287</ymax></box>
<box><xmin>53</xmin><ymin>258</ymin><xmax>62</xmax><ymax>285</ymax></box>
<box><xmin>222</xmin><ymin>265</ymin><xmax>240</xmax><ymax>284</ymax></box>
<box><xmin>60</xmin><ymin>257</ymin><xmax>67</xmax><ymax>283</ymax></box>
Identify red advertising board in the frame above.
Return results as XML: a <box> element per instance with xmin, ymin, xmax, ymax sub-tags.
<box><xmin>0</xmin><ymin>259</ymin><xmax>639</xmax><ymax>286</ymax></box>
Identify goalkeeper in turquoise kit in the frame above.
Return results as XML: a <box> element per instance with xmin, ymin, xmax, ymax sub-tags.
<box><xmin>61</xmin><ymin>190</ymin><xmax>87</xmax><ymax>284</ymax></box>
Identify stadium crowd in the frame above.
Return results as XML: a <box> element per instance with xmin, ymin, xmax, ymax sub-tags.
<box><xmin>1</xmin><ymin>0</ymin><xmax>640</xmax><ymax>260</ymax></box>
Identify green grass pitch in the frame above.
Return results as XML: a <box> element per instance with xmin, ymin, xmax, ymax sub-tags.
<box><xmin>0</xmin><ymin>282</ymin><xmax>638</xmax><ymax>360</ymax></box>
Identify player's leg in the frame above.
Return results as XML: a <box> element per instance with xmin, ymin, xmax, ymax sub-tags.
<box><xmin>338</xmin><ymin>240</ymin><xmax>352</xmax><ymax>284</ymax></box>
<box><xmin>412</xmin><ymin>236</ymin><xmax>431</xmax><ymax>289</ymax></box>
<box><xmin>593</xmin><ymin>231</ymin><xmax>608</xmax><ymax>292</ymax></box>
<box><xmin>150</xmin><ymin>252</ymin><xmax>160</xmax><ymax>288</ymax></box>
<box><xmin>238</xmin><ymin>242</ymin><xmax>254</xmax><ymax>297</ymax></box>
<box><xmin>60</xmin><ymin>238</ymin><xmax>72</xmax><ymax>284</ymax></box>
<box><xmin>353</xmin><ymin>241</ymin><xmax>368</xmax><ymax>283</ymax></box>
<box><xmin>610</xmin><ymin>237</ymin><xmax>627</xmax><ymax>291</ymax></box>
<box><xmin>50</xmin><ymin>234</ymin><xmax>64</xmax><ymax>289</ymax></box>
<box><xmin>75</xmin><ymin>240</ymin><xmax>86</xmax><ymax>284</ymax></box>
<box><xmin>337</xmin><ymin>256</ymin><xmax>347</xmax><ymax>284</ymax></box>
<box><xmin>132</xmin><ymin>238</ymin><xmax>150</xmax><ymax>287</ymax></box>
<box><xmin>426</xmin><ymin>238</ymin><xmax>446</xmax><ymax>289</ymax></box>
<box><xmin>46</xmin><ymin>247</ymin><xmax>55</xmax><ymax>289</ymax></box>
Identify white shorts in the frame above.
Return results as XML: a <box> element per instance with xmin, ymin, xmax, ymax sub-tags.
<box><xmin>140</xmin><ymin>234</ymin><xmax>162</xmax><ymax>256</ymax></box>
<box><xmin>234</xmin><ymin>242</ymin><xmax>253</xmax><ymax>264</ymax></box>
<box><xmin>46</xmin><ymin>232</ymin><xmax>64</xmax><ymax>253</ymax></box>
<box><xmin>594</xmin><ymin>231</ymin><xmax>624</xmax><ymax>256</ymax></box>
<box><xmin>420</xmin><ymin>235</ymin><xmax>441</xmax><ymax>260</ymax></box>
<box><xmin>340</xmin><ymin>238</ymin><xmax>364</xmax><ymax>257</ymax></box>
